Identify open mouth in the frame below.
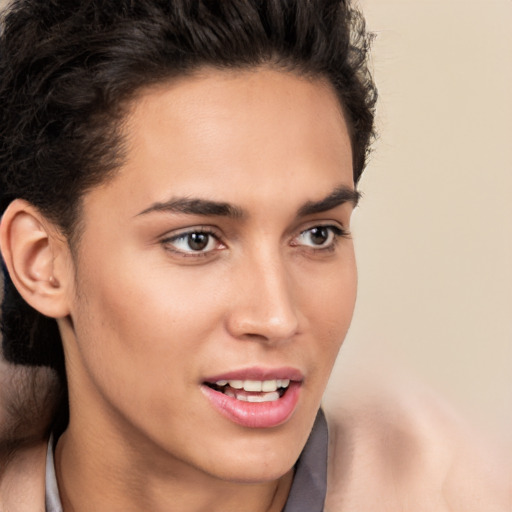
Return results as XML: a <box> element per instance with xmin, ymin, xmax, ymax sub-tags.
<box><xmin>204</xmin><ymin>379</ymin><xmax>291</xmax><ymax>403</ymax></box>
<box><xmin>201</xmin><ymin>372</ymin><xmax>302</xmax><ymax>427</ymax></box>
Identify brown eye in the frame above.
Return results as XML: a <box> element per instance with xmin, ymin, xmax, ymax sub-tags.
<box><xmin>309</xmin><ymin>227</ymin><xmax>329</xmax><ymax>245</ymax></box>
<box><xmin>293</xmin><ymin>225</ymin><xmax>346</xmax><ymax>250</ymax></box>
<box><xmin>187</xmin><ymin>232</ymin><xmax>210</xmax><ymax>251</ymax></box>
<box><xmin>163</xmin><ymin>230</ymin><xmax>220</xmax><ymax>255</ymax></box>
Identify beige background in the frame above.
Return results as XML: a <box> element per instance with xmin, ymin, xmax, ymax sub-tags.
<box><xmin>1</xmin><ymin>0</ymin><xmax>510</xmax><ymax>443</ymax></box>
<box><xmin>326</xmin><ymin>0</ymin><xmax>512</xmax><ymax>447</ymax></box>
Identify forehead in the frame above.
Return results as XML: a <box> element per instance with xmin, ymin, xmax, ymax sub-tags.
<box><xmin>84</xmin><ymin>67</ymin><xmax>353</xmax><ymax>218</ymax></box>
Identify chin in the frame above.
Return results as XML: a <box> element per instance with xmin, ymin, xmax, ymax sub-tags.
<box><xmin>214</xmin><ymin>458</ymin><xmax>295</xmax><ymax>485</ymax></box>
<box><xmin>206</xmin><ymin>407</ymin><xmax>319</xmax><ymax>483</ymax></box>
<box><xmin>199</xmin><ymin>433</ymin><xmax>305</xmax><ymax>484</ymax></box>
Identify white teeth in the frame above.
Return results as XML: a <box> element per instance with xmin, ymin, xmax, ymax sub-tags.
<box><xmin>243</xmin><ymin>380</ymin><xmax>262</xmax><ymax>392</ymax></box>
<box><xmin>214</xmin><ymin>380</ymin><xmax>287</xmax><ymax>403</ymax></box>
<box><xmin>212</xmin><ymin>378</ymin><xmax>292</xmax><ymax>397</ymax></box>
<box><xmin>222</xmin><ymin>391</ymin><xmax>281</xmax><ymax>402</ymax></box>
<box><xmin>261</xmin><ymin>380</ymin><xmax>278</xmax><ymax>392</ymax></box>
<box><xmin>246</xmin><ymin>392</ymin><xmax>280</xmax><ymax>403</ymax></box>
<box><xmin>220</xmin><ymin>379</ymin><xmax>290</xmax><ymax>392</ymax></box>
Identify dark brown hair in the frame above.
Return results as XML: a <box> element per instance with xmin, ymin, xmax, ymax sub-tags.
<box><xmin>0</xmin><ymin>0</ymin><xmax>376</xmax><ymax>374</ymax></box>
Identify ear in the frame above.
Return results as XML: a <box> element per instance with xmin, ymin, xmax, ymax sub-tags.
<box><xmin>0</xmin><ymin>199</ymin><xmax>72</xmax><ymax>319</ymax></box>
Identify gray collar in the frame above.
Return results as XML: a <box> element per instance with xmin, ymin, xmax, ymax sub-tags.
<box><xmin>282</xmin><ymin>408</ymin><xmax>328</xmax><ymax>512</ymax></box>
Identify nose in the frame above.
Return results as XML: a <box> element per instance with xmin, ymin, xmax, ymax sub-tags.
<box><xmin>225</xmin><ymin>251</ymin><xmax>300</xmax><ymax>344</ymax></box>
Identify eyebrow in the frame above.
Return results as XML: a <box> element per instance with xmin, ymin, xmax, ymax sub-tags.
<box><xmin>296</xmin><ymin>186</ymin><xmax>360</xmax><ymax>216</ymax></box>
<box><xmin>137</xmin><ymin>197</ymin><xmax>245</xmax><ymax>218</ymax></box>
<box><xmin>137</xmin><ymin>185</ymin><xmax>360</xmax><ymax>219</ymax></box>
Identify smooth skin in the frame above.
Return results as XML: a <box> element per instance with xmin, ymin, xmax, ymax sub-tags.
<box><xmin>0</xmin><ymin>67</ymin><xmax>358</xmax><ymax>512</ymax></box>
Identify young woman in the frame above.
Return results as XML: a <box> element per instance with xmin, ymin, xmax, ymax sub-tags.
<box><xmin>0</xmin><ymin>1</ymin><xmax>508</xmax><ymax>511</ymax></box>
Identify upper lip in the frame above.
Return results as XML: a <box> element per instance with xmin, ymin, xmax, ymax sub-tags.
<box><xmin>203</xmin><ymin>366</ymin><xmax>304</xmax><ymax>383</ymax></box>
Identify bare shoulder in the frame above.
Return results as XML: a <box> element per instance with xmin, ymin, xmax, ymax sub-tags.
<box><xmin>0</xmin><ymin>441</ymin><xmax>47</xmax><ymax>512</ymax></box>
<box><xmin>323</xmin><ymin>378</ymin><xmax>511</xmax><ymax>512</ymax></box>
<box><xmin>0</xmin><ymin>357</ymin><xmax>59</xmax><ymax>512</ymax></box>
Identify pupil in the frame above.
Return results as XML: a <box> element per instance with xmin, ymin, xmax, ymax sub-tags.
<box><xmin>188</xmin><ymin>233</ymin><xmax>209</xmax><ymax>251</ymax></box>
<box><xmin>311</xmin><ymin>227</ymin><xmax>328</xmax><ymax>245</ymax></box>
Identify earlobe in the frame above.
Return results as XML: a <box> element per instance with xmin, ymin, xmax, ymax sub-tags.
<box><xmin>0</xmin><ymin>199</ymin><xmax>71</xmax><ymax>319</ymax></box>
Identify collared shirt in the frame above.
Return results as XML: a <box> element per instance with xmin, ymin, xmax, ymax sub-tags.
<box><xmin>46</xmin><ymin>409</ymin><xmax>328</xmax><ymax>512</ymax></box>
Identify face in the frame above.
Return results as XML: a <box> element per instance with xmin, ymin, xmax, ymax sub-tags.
<box><xmin>60</xmin><ymin>68</ymin><xmax>357</xmax><ymax>483</ymax></box>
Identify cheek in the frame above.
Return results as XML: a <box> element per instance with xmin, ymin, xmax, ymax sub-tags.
<box><xmin>299</xmin><ymin>251</ymin><xmax>357</xmax><ymax>326</ymax></box>
<box><xmin>305</xmin><ymin>255</ymin><xmax>357</xmax><ymax>366</ymax></box>
<box><xmin>69</xmin><ymin>248</ymin><xmax>237</xmax><ymax>413</ymax></box>
<box><xmin>69</xmin><ymin>263</ymin><xmax>222</xmax><ymax>435</ymax></box>
<box><xmin>77</xmin><ymin>238</ymin><xmax>218</xmax><ymax>328</ymax></box>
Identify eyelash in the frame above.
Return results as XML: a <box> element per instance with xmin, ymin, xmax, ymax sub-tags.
<box><xmin>292</xmin><ymin>225</ymin><xmax>349</xmax><ymax>253</ymax></box>
<box><xmin>160</xmin><ymin>224</ymin><xmax>349</xmax><ymax>258</ymax></box>
<box><xmin>160</xmin><ymin>227</ymin><xmax>222</xmax><ymax>258</ymax></box>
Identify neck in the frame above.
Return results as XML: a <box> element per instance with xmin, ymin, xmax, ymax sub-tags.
<box><xmin>55</xmin><ymin>424</ymin><xmax>293</xmax><ymax>512</ymax></box>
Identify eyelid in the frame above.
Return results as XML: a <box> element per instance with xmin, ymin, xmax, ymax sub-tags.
<box><xmin>291</xmin><ymin>223</ymin><xmax>350</xmax><ymax>251</ymax></box>
<box><xmin>294</xmin><ymin>220</ymin><xmax>350</xmax><ymax>239</ymax></box>
<box><xmin>160</xmin><ymin>226</ymin><xmax>225</xmax><ymax>257</ymax></box>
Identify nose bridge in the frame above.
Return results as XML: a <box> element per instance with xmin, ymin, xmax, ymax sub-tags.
<box><xmin>227</xmin><ymin>243</ymin><xmax>299</xmax><ymax>342</ymax></box>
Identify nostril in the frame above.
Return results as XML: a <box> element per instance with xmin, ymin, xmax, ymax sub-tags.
<box><xmin>230</xmin><ymin>326</ymin><xmax>298</xmax><ymax>344</ymax></box>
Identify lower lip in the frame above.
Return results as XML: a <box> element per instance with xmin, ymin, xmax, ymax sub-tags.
<box><xmin>201</xmin><ymin>382</ymin><xmax>301</xmax><ymax>428</ymax></box>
